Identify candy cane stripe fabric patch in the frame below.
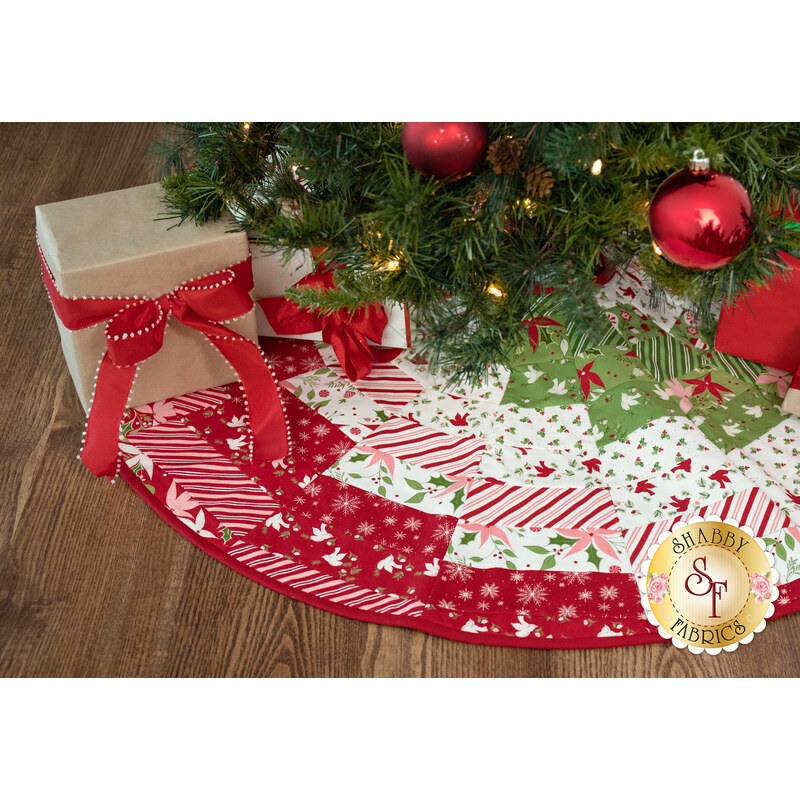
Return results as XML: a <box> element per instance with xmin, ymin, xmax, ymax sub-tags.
<box><xmin>118</xmin><ymin>266</ymin><xmax>800</xmax><ymax>648</ymax></box>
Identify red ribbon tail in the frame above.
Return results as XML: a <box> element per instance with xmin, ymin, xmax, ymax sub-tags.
<box><xmin>82</xmin><ymin>354</ymin><xmax>136</xmax><ymax>479</ymax></box>
<box><xmin>326</xmin><ymin>324</ymin><xmax>376</xmax><ymax>382</ymax></box>
<box><xmin>171</xmin><ymin>304</ymin><xmax>289</xmax><ymax>464</ymax></box>
<box><xmin>210</xmin><ymin>336</ymin><xmax>289</xmax><ymax>463</ymax></box>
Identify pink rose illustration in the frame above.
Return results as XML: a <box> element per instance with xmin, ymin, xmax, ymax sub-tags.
<box><xmin>750</xmin><ymin>573</ymin><xmax>771</xmax><ymax>604</ymax></box>
<box><xmin>648</xmin><ymin>573</ymin><xmax>669</xmax><ymax>603</ymax></box>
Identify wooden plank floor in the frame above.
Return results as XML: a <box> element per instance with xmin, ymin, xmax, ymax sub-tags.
<box><xmin>2</xmin><ymin>122</ymin><xmax>799</xmax><ymax>678</ymax></box>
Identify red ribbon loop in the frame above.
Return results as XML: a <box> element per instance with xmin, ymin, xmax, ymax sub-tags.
<box><xmin>40</xmin><ymin>246</ymin><xmax>288</xmax><ymax>479</ymax></box>
<box><xmin>259</xmin><ymin>266</ymin><xmax>399</xmax><ymax>381</ymax></box>
<box><xmin>106</xmin><ymin>299</ymin><xmax>168</xmax><ymax>366</ymax></box>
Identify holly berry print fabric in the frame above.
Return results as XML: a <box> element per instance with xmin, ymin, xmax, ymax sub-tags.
<box><xmin>118</xmin><ymin>264</ymin><xmax>800</xmax><ymax>648</ymax></box>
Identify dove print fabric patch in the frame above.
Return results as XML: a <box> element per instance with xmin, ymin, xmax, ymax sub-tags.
<box><xmin>118</xmin><ymin>264</ymin><xmax>800</xmax><ymax>649</ymax></box>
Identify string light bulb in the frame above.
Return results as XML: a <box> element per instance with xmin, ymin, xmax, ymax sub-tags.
<box><xmin>653</xmin><ymin>243</ymin><xmax>663</xmax><ymax>256</ymax></box>
<box><xmin>591</xmin><ymin>159</ymin><xmax>603</xmax><ymax>175</ymax></box>
<box><xmin>242</xmin><ymin>122</ymin><xmax>251</xmax><ymax>140</ymax></box>
<box><xmin>486</xmin><ymin>282</ymin><xmax>505</xmax><ymax>298</ymax></box>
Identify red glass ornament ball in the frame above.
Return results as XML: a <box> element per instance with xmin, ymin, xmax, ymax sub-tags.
<box><xmin>649</xmin><ymin>169</ymin><xmax>753</xmax><ymax>270</ymax></box>
<box><xmin>401</xmin><ymin>122</ymin><xmax>489</xmax><ymax>180</ymax></box>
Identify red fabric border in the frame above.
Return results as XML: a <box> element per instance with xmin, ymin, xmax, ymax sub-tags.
<box><xmin>119</xmin><ymin>461</ymin><xmax>671</xmax><ymax>649</ymax></box>
<box><xmin>121</xmin><ymin>462</ymin><xmax>800</xmax><ymax>650</ymax></box>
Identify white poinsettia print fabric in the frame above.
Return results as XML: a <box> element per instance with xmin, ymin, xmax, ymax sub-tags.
<box><xmin>118</xmin><ymin>263</ymin><xmax>800</xmax><ymax>648</ymax></box>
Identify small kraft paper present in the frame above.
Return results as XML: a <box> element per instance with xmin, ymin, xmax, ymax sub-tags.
<box><xmin>252</xmin><ymin>244</ymin><xmax>411</xmax><ymax>381</ymax></box>
<box><xmin>715</xmin><ymin>251</ymin><xmax>800</xmax><ymax>415</ymax></box>
<box><xmin>36</xmin><ymin>183</ymin><xmax>288</xmax><ymax>478</ymax></box>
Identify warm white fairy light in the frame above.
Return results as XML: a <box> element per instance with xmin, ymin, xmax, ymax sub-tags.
<box><xmin>653</xmin><ymin>243</ymin><xmax>663</xmax><ymax>256</ymax></box>
<box><xmin>591</xmin><ymin>159</ymin><xmax>603</xmax><ymax>175</ymax></box>
<box><xmin>376</xmin><ymin>255</ymin><xmax>401</xmax><ymax>272</ymax></box>
<box><xmin>522</xmin><ymin>197</ymin><xmax>536</xmax><ymax>217</ymax></box>
<box><xmin>487</xmin><ymin>282</ymin><xmax>505</xmax><ymax>298</ymax></box>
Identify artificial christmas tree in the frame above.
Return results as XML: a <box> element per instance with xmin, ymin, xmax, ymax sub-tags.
<box><xmin>156</xmin><ymin>122</ymin><xmax>800</xmax><ymax>385</ymax></box>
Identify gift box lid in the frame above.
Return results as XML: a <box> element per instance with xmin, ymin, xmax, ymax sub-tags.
<box><xmin>35</xmin><ymin>182</ymin><xmax>249</xmax><ymax>298</ymax></box>
<box><xmin>715</xmin><ymin>252</ymin><xmax>800</xmax><ymax>374</ymax></box>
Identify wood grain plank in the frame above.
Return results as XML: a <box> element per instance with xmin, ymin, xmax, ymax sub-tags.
<box><xmin>1</xmin><ymin>122</ymin><xmax>799</xmax><ymax>677</ymax></box>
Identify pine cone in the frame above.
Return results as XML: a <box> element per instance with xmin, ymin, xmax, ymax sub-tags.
<box><xmin>487</xmin><ymin>138</ymin><xmax>524</xmax><ymax>174</ymax></box>
<box><xmin>523</xmin><ymin>164</ymin><xmax>555</xmax><ymax>198</ymax></box>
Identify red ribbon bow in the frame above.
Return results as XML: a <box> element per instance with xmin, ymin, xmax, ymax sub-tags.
<box><xmin>258</xmin><ymin>266</ymin><xmax>400</xmax><ymax>381</ymax></box>
<box><xmin>40</xmin><ymin>246</ymin><xmax>288</xmax><ymax>479</ymax></box>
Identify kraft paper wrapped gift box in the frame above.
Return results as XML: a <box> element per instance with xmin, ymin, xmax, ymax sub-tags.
<box><xmin>36</xmin><ymin>183</ymin><xmax>258</xmax><ymax>411</ymax></box>
<box><xmin>251</xmin><ymin>244</ymin><xmax>411</xmax><ymax>348</ymax></box>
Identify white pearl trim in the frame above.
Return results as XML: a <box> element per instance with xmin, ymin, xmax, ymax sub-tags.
<box><xmin>37</xmin><ymin>238</ymin><xmax>251</xmax><ymax>302</ymax></box>
<box><xmin>39</xmin><ymin>240</ymin><xmax>290</xmax><ymax>478</ymax></box>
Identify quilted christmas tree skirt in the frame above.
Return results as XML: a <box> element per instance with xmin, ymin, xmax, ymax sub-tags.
<box><xmin>117</xmin><ymin>265</ymin><xmax>800</xmax><ymax>649</ymax></box>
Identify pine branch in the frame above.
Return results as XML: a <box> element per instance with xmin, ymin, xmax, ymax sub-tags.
<box><xmin>153</xmin><ymin>122</ymin><xmax>800</xmax><ymax>385</ymax></box>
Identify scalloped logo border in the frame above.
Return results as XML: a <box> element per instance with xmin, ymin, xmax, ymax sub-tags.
<box><xmin>638</xmin><ymin>515</ymin><xmax>779</xmax><ymax>655</ymax></box>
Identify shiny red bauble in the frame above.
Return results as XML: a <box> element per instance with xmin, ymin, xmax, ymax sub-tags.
<box><xmin>401</xmin><ymin>122</ymin><xmax>489</xmax><ymax>180</ymax></box>
<box><xmin>649</xmin><ymin>168</ymin><xmax>753</xmax><ymax>270</ymax></box>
